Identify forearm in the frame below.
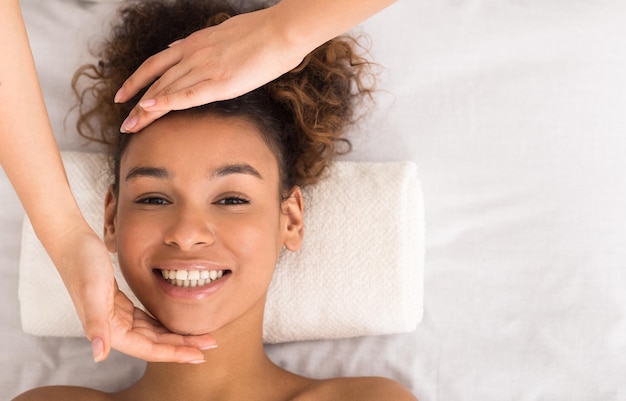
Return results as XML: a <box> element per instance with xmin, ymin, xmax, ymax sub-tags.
<box><xmin>0</xmin><ymin>0</ymin><xmax>87</xmax><ymax>258</ymax></box>
<box><xmin>270</xmin><ymin>0</ymin><xmax>397</xmax><ymax>54</ymax></box>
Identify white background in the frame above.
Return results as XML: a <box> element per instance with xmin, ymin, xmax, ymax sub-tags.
<box><xmin>2</xmin><ymin>1</ymin><xmax>626</xmax><ymax>399</ymax></box>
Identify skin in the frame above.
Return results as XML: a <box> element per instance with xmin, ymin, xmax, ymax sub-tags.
<box><xmin>108</xmin><ymin>115</ymin><xmax>299</xmax><ymax>338</ymax></box>
<box><xmin>2</xmin><ymin>0</ymin><xmax>395</xmax><ymax>362</ymax></box>
<box><xmin>13</xmin><ymin>114</ymin><xmax>417</xmax><ymax>401</ymax></box>
<box><xmin>1</xmin><ymin>0</ymin><xmax>214</xmax><ymax>363</ymax></box>
<box><xmin>117</xmin><ymin>0</ymin><xmax>397</xmax><ymax>133</ymax></box>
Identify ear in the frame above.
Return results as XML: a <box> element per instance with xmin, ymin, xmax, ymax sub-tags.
<box><xmin>281</xmin><ymin>186</ymin><xmax>304</xmax><ymax>251</ymax></box>
<box><xmin>103</xmin><ymin>186</ymin><xmax>118</xmax><ymax>253</ymax></box>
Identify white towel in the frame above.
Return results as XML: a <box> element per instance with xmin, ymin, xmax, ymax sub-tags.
<box><xmin>19</xmin><ymin>151</ymin><xmax>423</xmax><ymax>343</ymax></box>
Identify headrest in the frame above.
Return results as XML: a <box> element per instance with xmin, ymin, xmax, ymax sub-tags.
<box><xmin>19</xmin><ymin>152</ymin><xmax>424</xmax><ymax>343</ymax></box>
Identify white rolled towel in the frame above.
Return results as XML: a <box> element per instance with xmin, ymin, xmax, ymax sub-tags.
<box><xmin>19</xmin><ymin>151</ymin><xmax>424</xmax><ymax>343</ymax></box>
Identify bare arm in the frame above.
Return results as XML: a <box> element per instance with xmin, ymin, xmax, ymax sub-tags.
<box><xmin>116</xmin><ymin>0</ymin><xmax>397</xmax><ymax>132</ymax></box>
<box><xmin>272</xmin><ymin>0</ymin><xmax>397</xmax><ymax>51</ymax></box>
<box><xmin>0</xmin><ymin>1</ymin><xmax>81</xmax><ymax>241</ymax></box>
<box><xmin>0</xmin><ymin>0</ymin><xmax>215</xmax><ymax>363</ymax></box>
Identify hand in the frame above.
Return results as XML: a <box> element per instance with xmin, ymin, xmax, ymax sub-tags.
<box><xmin>107</xmin><ymin>282</ymin><xmax>216</xmax><ymax>364</ymax></box>
<box><xmin>58</xmin><ymin>227</ymin><xmax>216</xmax><ymax>363</ymax></box>
<box><xmin>115</xmin><ymin>7</ymin><xmax>306</xmax><ymax>133</ymax></box>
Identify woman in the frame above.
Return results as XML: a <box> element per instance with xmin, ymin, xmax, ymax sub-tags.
<box><xmin>0</xmin><ymin>0</ymin><xmax>395</xmax><ymax>363</ymax></box>
<box><xmin>14</xmin><ymin>0</ymin><xmax>416</xmax><ymax>399</ymax></box>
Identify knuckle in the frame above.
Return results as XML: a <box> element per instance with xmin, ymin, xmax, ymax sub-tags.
<box><xmin>161</xmin><ymin>85</ymin><xmax>174</xmax><ymax>96</ymax></box>
<box><xmin>141</xmin><ymin>55</ymin><xmax>159</xmax><ymax>72</ymax></box>
<box><xmin>161</xmin><ymin>96</ymin><xmax>173</xmax><ymax>108</ymax></box>
<box><xmin>183</xmin><ymin>87</ymin><xmax>197</xmax><ymax>100</ymax></box>
<box><xmin>150</xmin><ymin>76</ymin><xmax>165</xmax><ymax>93</ymax></box>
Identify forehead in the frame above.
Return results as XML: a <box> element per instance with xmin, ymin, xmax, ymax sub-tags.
<box><xmin>120</xmin><ymin>114</ymin><xmax>279</xmax><ymax>179</ymax></box>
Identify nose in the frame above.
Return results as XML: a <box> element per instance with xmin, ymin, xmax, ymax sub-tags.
<box><xmin>162</xmin><ymin>204</ymin><xmax>215</xmax><ymax>251</ymax></box>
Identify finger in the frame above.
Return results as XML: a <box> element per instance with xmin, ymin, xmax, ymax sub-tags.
<box><xmin>152</xmin><ymin>331</ymin><xmax>217</xmax><ymax>350</ymax></box>
<box><xmin>141</xmin><ymin>66</ymin><xmax>272</xmax><ymax>113</ymax></box>
<box><xmin>82</xmin><ymin>311</ymin><xmax>112</xmax><ymax>363</ymax></box>
<box><xmin>126</xmin><ymin>78</ymin><xmax>230</xmax><ymax>133</ymax></box>
<box><xmin>130</xmin><ymin>310</ymin><xmax>173</xmax><ymax>334</ymax></box>
<box><xmin>115</xmin><ymin>46</ymin><xmax>183</xmax><ymax>104</ymax></box>
<box><xmin>119</xmin><ymin>64</ymin><xmax>195</xmax><ymax>133</ymax></box>
<box><xmin>132</xmin><ymin>322</ymin><xmax>172</xmax><ymax>335</ymax></box>
<box><xmin>131</xmin><ymin>307</ymin><xmax>159</xmax><ymax>324</ymax></box>
<box><xmin>110</xmin><ymin>309</ymin><xmax>215</xmax><ymax>362</ymax></box>
<box><xmin>139</xmin><ymin>78</ymin><xmax>219</xmax><ymax>112</ymax></box>
<box><xmin>140</xmin><ymin>58</ymin><xmax>195</xmax><ymax>101</ymax></box>
<box><xmin>122</xmin><ymin>78</ymin><xmax>242</xmax><ymax>133</ymax></box>
<box><xmin>128</xmin><ymin>311</ymin><xmax>217</xmax><ymax>348</ymax></box>
<box><xmin>126</xmin><ymin>317</ymin><xmax>216</xmax><ymax>346</ymax></box>
<box><xmin>79</xmin><ymin>283</ymin><xmax>114</xmax><ymax>362</ymax></box>
<box><xmin>177</xmin><ymin>333</ymin><xmax>218</xmax><ymax>350</ymax></box>
<box><xmin>140</xmin><ymin>62</ymin><xmax>257</xmax><ymax>113</ymax></box>
<box><xmin>120</xmin><ymin>107</ymin><xmax>169</xmax><ymax>133</ymax></box>
<box><xmin>168</xmin><ymin>38</ymin><xmax>184</xmax><ymax>47</ymax></box>
<box><xmin>113</xmin><ymin>332</ymin><xmax>213</xmax><ymax>363</ymax></box>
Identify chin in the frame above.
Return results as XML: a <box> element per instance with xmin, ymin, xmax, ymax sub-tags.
<box><xmin>138</xmin><ymin>298</ymin><xmax>222</xmax><ymax>336</ymax></box>
<box><xmin>160</xmin><ymin>318</ymin><xmax>215</xmax><ymax>336</ymax></box>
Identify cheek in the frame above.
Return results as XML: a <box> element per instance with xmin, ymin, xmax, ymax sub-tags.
<box><xmin>217</xmin><ymin>209</ymin><xmax>284</xmax><ymax>261</ymax></box>
<box><xmin>114</xmin><ymin>209</ymin><xmax>163</xmax><ymax>277</ymax></box>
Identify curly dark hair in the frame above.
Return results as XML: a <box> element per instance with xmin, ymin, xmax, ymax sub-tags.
<box><xmin>72</xmin><ymin>0</ymin><xmax>375</xmax><ymax>195</ymax></box>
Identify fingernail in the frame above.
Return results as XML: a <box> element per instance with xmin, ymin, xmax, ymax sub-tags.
<box><xmin>120</xmin><ymin>115</ymin><xmax>138</xmax><ymax>133</ymax></box>
<box><xmin>139</xmin><ymin>99</ymin><xmax>157</xmax><ymax>109</ymax></box>
<box><xmin>114</xmin><ymin>88</ymin><xmax>125</xmax><ymax>103</ymax></box>
<box><xmin>189</xmin><ymin>359</ymin><xmax>206</xmax><ymax>364</ymax></box>
<box><xmin>91</xmin><ymin>337</ymin><xmax>104</xmax><ymax>363</ymax></box>
<box><xmin>200</xmin><ymin>344</ymin><xmax>219</xmax><ymax>350</ymax></box>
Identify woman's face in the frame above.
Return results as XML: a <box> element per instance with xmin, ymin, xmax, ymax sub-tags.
<box><xmin>103</xmin><ymin>114</ymin><xmax>303</xmax><ymax>335</ymax></box>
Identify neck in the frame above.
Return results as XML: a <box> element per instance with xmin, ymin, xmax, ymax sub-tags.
<box><xmin>114</xmin><ymin>300</ymin><xmax>310</xmax><ymax>401</ymax></box>
<box><xmin>140</xmin><ymin>333</ymin><xmax>273</xmax><ymax>399</ymax></box>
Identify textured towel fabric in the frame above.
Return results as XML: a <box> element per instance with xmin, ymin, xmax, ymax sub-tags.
<box><xmin>19</xmin><ymin>151</ymin><xmax>423</xmax><ymax>343</ymax></box>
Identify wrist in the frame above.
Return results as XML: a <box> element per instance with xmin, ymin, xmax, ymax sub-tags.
<box><xmin>33</xmin><ymin>204</ymin><xmax>94</xmax><ymax>267</ymax></box>
<box><xmin>265</xmin><ymin>2</ymin><xmax>317</xmax><ymax>66</ymax></box>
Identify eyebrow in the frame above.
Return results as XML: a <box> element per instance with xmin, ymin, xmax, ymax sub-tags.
<box><xmin>125</xmin><ymin>167</ymin><xmax>170</xmax><ymax>182</ymax></box>
<box><xmin>124</xmin><ymin>163</ymin><xmax>263</xmax><ymax>182</ymax></box>
<box><xmin>213</xmin><ymin>163</ymin><xmax>263</xmax><ymax>180</ymax></box>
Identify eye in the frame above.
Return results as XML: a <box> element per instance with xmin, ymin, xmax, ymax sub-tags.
<box><xmin>215</xmin><ymin>196</ymin><xmax>250</xmax><ymax>206</ymax></box>
<box><xmin>136</xmin><ymin>196</ymin><xmax>171</xmax><ymax>206</ymax></box>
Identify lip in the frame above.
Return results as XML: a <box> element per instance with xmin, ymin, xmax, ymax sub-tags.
<box><xmin>153</xmin><ymin>261</ymin><xmax>232</xmax><ymax>301</ymax></box>
<box><xmin>156</xmin><ymin>260</ymin><xmax>227</xmax><ymax>271</ymax></box>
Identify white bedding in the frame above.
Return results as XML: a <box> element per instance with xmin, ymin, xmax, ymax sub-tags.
<box><xmin>3</xmin><ymin>0</ymin><xmax>626</xmax><ymax>399</ymax></box>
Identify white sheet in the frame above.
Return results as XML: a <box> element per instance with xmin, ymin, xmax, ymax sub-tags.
<box><xmin>3</xmin><ymin>0</ymin><xmax>626</xmax><ymax>399</ymax></box>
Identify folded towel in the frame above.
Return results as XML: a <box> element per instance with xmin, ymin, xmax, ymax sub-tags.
<box><xmin>19</xmin><ymin>151</ymin><xmax>423</xmax><ymax>343</ymax></box>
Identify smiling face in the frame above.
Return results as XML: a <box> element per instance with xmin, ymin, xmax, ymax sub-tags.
<box><xmin>103</xmin><ymin>114</ymin><xmax>303</xmax><ymax>336</ymax></box>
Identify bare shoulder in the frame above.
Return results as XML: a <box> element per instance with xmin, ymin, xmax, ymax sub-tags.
<box><xmin>297</xmin><ymin>376</ymin><xmax>418</xmax><ymax>401</ymax></box>
<box><xmin>13</xmin><ymin>386</ymin><xmax>113</xmax><ymax>401</ymax></box>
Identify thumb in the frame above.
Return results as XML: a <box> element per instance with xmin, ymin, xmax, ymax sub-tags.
<box><xmin>80</xmin><ymin>284</ymin><xmax>114</xmax><ymax>362</ymax></box>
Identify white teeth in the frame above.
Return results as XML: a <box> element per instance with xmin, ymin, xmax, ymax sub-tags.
<box><xmin>160</xmin><ymin>269</ymin><xmax>225</xmax><ymax>288</ymax></box>
<box><xmin>188</xmin><ymin>270</ymin><xmax>200</xmax><ymax>280</ymax></box>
